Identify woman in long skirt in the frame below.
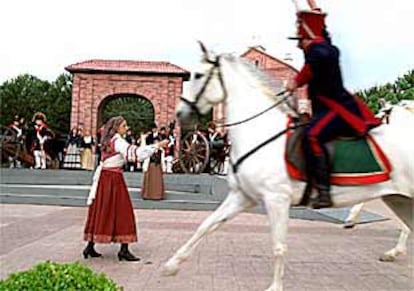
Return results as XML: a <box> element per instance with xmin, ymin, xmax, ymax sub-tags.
<box><xmin>141</xmin><ymin>124</ymin><xmax>166</xmax><ymax>200</ymax></box>
<box><xmin>63</xmin><ymin>127</ymin><xmax>82</xmax><ymax>169</ymax></box>
<box><xmin>141</xmin><ymin>149</ymin><xmax>165</xmax><ymax>200</ymax></box>
<box><xmin>80</xmin><ymin>129</ymin><xmax>95</xmax><ymax>170</ymax></box>
<box><xmin>83</xmin><ymin>116</ymin><xmax>168</xmax><ymax>261</ymax></box>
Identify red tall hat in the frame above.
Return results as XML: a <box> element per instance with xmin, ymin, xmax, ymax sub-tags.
<box><xmin>289</xmin><ymin>9</ymin><xmax>327</xmax><ymax>40</ymax></box>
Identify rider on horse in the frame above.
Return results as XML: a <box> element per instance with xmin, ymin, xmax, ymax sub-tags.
<box><xmin>286</xmin><ymin>2</ymin><xmax>381</xmax><ymax>208</ymax></box>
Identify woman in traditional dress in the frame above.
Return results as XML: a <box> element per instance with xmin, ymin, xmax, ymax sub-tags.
<box><xmin>62</xmin><ymin>127</ymin><xmax>82</xmax><ymax>169</ymax></box>
<box><xmin>83</xmin><ymin>116</ymin><xmax>168</xmax><ymax>261</ymax></box>
<box><xmin>141</xmin><ymin>124</ymin><xmax>166</xmax><ymax>200</ymax></box>
<box><xmin>80</xmin><ymin>129</ymin><xmax>95</xmax><ymax>170</ymax></box>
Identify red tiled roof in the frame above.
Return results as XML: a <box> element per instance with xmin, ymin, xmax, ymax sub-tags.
<box><xmin>241</xmin><ymin>47</ymin><xmax>299</xmax><ymax>73</ymax></box>
<box><xmin>65</xmin><ymin>59</ymin><xmax>190</xmax><ymax>79</ymax></box>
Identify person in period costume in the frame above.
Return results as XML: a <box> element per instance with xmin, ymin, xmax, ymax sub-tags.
<box><xmin>135</xmin><ymin>129</ymin><xmax>148</xmax><ymax>171</ymax></box>
<box><xmin>158</xmin><ymin>126</ymin><xmax>170</xmax><ymax>172</ymax></box>
<box><xmin>164</xmin><ymin>121</ymin><xmax>177</xmax><ymax>173</ymax></box>
<box><xmin>141</xmin><ymin>123</ymin><xmax>166</xmax><ymax>200</ymax></box>
<box><xmin>7</xmin><ymin>115</ymin><xmax>24</xmax><ymax>168</ymax></box>
<box><xmin>95</xmin><ymin>125</ymin><xmax>104</xmax><ymax>169</ymax></box>
<box><xmin>83</xmin><ymin>116</ymin><xmax>168</xmax><ymax>261</ymax></box>
<box><xmin>286</xmin><ymin>2</ymin><xmax>381</xmax><ymax>208</ymax></box>
<box><xmin>124</xmin><ymin>128</ymin><xmax>136</xmax><ymax>172</ymax></box>
<box><xmin>63</xmin><ymin>127</ymin><xmax>82</xmax><ymax>169</ymax></box>
<box><xmin>30</xmin><ymin>112</ymin><xmax>53</xmax><ymax>169</ymax></box>
<box><xmin>80</xmin><ymin>129</ymin><xmax>95</xmax><ymax>171</ymax></box>
<box><xmin>207</xmin><ymin>121</ymin><xmax>225</xmax><ymax>151</ymax></box>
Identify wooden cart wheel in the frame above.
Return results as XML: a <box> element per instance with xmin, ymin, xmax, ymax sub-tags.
<box><xmin>209</xmin><ymin>144</ymin><xmax>230</xmax><ymax>175</ymax></box>
<box><xmin>179</xmin><ymin>130</ymin><xmax>210</xmax><ymax>174</ymax></box>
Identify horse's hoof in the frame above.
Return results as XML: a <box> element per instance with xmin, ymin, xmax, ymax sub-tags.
<box><xmin>379</xmin><ymin>254</ymin><xmax>396</xmax><ymax>262</ymax></box>
<box><xmin>343</xmin><ymin>221</ymin><xmax>356</xmax><ymax>229</ymax></box>
<box><xmin>162</xmin><ymin>261</ymin><xmax>180</xmax><ymax>276</ymax></box>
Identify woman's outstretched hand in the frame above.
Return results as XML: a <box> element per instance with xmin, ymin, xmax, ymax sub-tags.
<box><xmin>156</xmin><ymin>139</ymin><xmax>169</xmax><ymax>149</ymax></box>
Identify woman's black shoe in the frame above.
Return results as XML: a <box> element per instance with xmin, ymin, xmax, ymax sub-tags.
<box><xmin>83</xmin><ymin>243</ymin><xmax>102</xmax><ymax>259</ymax></box>
<box><xmin>118</xmin><ymin>250</ymin><xmax>140</xmax><ymax>262</ymax></box>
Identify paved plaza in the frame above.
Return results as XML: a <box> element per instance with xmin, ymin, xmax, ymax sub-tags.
<box><xmin>0</xmin><ymin>203</ymin><xmax>413</xmax><ymax>291</ymax></box>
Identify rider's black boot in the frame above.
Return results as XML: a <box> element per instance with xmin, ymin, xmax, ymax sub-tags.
<box><xmin>311</xmin><ymin>154</ymin><xmax>333</xmax><ymax>209</ymax></box>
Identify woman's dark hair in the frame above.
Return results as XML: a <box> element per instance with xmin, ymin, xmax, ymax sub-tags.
<box><xmin>101</xmin><ymin>116</ymin><xmax>125</xmax><ymax>153</ymax></box>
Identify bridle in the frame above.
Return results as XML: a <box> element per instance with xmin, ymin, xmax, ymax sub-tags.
<box><xmin>180</xmin><ymin>56</ymin><xmax>294</xmax><ymax>128</ymax></box>
<box><xmin>180</xmin><ymin>56</ymin><xmax>227</xmax><ymax>119</ymax></box>
<box><xmin>179</xmin><ymin>56</ymin><xmax>305</xmax><ymax>173</ymax></box>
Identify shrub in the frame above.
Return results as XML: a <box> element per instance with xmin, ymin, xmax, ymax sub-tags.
<box><xmin>0</xmin><ymin>261</ymin><xmax>122</xmax><ymax>291</ymax></box>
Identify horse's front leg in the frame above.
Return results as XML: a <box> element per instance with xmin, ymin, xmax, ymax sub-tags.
<box><xmin>344</xmin><ymin>203</ymin><xmax>365</xmax><ymax>228</ymax></box>
<box><xmin>263</xmin><ymin>189</ymin><xmax>291</xmax><ymax>291</ymax></box>
<box><xmin>380</xmin><ymin>225</ymin><xmax>410</xmax><ymax>262</ymax></box>
<box><xmin>163</xmin><ymin>190</ymin><xmax>256</xmax><ymax>276</ymax></box>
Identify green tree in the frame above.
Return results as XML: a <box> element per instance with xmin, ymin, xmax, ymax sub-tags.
<box><xmin>356</xmin><ymin>70</ymin><xmax>413</xmax><ymax>112</ymax></box>
<box><xmin>0</xmin><ymin>74</ymin><xmax>50</xmax><ymax>126</ymax></box>
<box><xmin>0</xmin><ymin>73</ymin><xmax>72</xmax><ymax>135</ymax></box>
<box><xmin>101</xmin><ymin>95</ymin><xmax>155</xmax><ymax>133</ymax></box>
<box><xmin>44</xmin><ymin>73</ymin><xmax>72</xmax><ymax>134</ymax></box>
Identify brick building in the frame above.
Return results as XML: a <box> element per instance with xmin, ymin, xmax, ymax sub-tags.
<box><xmin>65</xmin><ymin>60</ymin><xmax>190</xmax><ymax>136</ymax></box>
<box><xmin>241</xmin><ymin>46</ymin><xmax>298</xmax><ymax>83</ymax></box>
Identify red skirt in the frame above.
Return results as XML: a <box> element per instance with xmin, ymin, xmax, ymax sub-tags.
<box><xmin>84</xmin><ymin>169</ymin><xmax>137</xmax><ymax>243</ymax></box>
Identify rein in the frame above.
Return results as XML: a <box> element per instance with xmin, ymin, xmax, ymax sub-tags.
<box><xmin>216</xmin><ymin>91</ymin><xmax>290</xmax><ymax>128</ymax></box>
<box><xmin>230</xmin><ymin>122</ymin><xmax>308</xmax><ymax>173</ymax></box>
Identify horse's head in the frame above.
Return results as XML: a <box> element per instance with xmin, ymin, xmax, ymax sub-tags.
<box><xmin>176</xmin><ymin>42</ymin><xmax>298</xmax><ymax>129</ymax></box>
<box><xmin>176</xmin><ymin>42</ymin><xmax>228</xmax><ymax>129</ymax></box>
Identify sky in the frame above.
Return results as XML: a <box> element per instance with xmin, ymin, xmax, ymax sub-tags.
<box><xmin>1</xmin><ymin>0</ymin><xmax>413</xmax><ymax>91</ymax></box>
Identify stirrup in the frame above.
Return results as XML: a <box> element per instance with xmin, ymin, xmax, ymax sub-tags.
<box><xmin>311</xmin><ymin>194</ymin><xmax>333</xmax><ymax>209</ymax></box>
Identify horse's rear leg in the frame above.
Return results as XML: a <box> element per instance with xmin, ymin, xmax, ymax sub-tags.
<box><xmin>163</xmin><ymin>190</ymin><xmax>256</xmax><ymax>276</ymax></box>
<box><xmin>380</xmin><ymin>225</ymin><xmax>410</xmax><ymax>262</ymax></box>
<box><xmin>379</xmin><ymin>195</ymin><xmax>412</xmax><ymax>261</ymax></box>
<box><xmin>381</xmin><ymin>195</ymin><xmax>413</xmax><ymax>229</ymax></box>
<box><xmin>263</xmin><ymin>192</ymin><xmax>291</xmax><ymax>291</ymax></box>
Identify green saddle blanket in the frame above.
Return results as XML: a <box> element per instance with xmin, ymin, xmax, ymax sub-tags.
<box><xmin>286</xmin><ymin>129</ymin><xmax>392</xmax><ymax>186</ymax></box>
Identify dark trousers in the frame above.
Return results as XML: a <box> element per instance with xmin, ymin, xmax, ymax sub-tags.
<box><xmin>302</xmin><ymin>109</ymin><xmax>358</xmax><ymax>196</ymax></box>
<box><xmin>303</xmin><ymin>109</ymin><xmax>356</xmax><ymax>157</ymax></box>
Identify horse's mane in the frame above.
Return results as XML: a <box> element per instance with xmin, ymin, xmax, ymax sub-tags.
<box><xmin>221</xmin><ymin>54</ymin><xmax>297</xmax><ymax>116</ymax></box>
<box><xmin>222</xmin><ymin>54</ymin><xmax>283</xmax><ymax>97</ymax></box>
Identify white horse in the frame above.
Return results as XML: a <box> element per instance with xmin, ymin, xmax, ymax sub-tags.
<box><xmin>164</xmin><ymin>44</ymin><xmax>413</xmax><ymax>291</ymax></box>
<box><xmin>343</xmin><ymin>104</ymin><xmax>414</xmax><ymax>261</ymax></box>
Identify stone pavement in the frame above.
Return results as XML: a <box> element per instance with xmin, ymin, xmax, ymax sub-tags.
<box><xmin>0</xmin><ymin>203</ymin><xmax>412</xmax><ymax>291</ymax></box>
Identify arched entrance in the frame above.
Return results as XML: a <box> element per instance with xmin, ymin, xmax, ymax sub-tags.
<box><xmin>98</xmin><ymin>94</ymin><xmax>155</xmax><ymax>132</ymax></box>
<box><xmin>65</xmin><ymin>59</ymin><xmax>190</xmax><ymax>136</ymax></box>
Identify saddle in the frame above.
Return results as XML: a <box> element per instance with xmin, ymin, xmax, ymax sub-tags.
<box><xmin>285</xmin><ymin>123</ymin><xmax>392</xmax><ymax>186</ymax></box>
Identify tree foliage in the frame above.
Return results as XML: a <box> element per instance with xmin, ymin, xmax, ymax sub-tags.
<box><xmin>101</xmin><ymin>95</ymin><xmax>155</xmax><ymax>132</ymax></box>
<box><xmin>0</xmin><ymin>73</ymin><xmax>72</xmax><ymax>135</ymax></box>
<box><xmin>356</xmin><ymin>70</ymin><xmax>414</xmax><ymax>113</ymax></box>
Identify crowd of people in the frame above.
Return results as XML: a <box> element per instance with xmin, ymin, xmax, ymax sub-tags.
<box><xmin>4</xmin><ymin>113</ymin><xmax>180</xmax><ymax>173</ymax></box>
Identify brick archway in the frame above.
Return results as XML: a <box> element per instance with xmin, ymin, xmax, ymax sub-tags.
<box><xmin>65</xmin><ymin>60</ymin><xmax>189</xmax><ymax>136</ymax></box>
